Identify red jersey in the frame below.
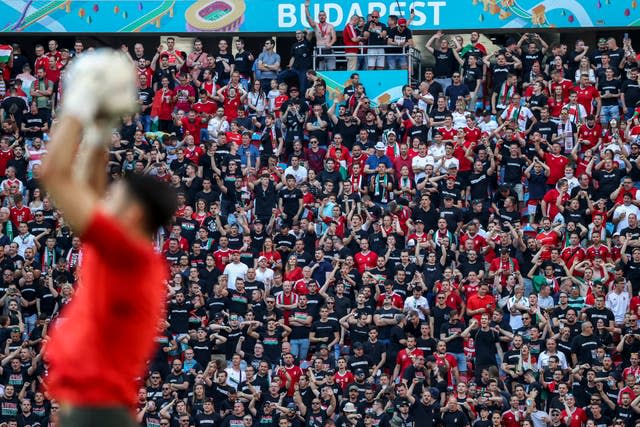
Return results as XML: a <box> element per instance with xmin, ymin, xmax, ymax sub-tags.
<box><xmin>459</xmin><ymin>233</ymin><xmax>487</xmax><ymax>253</ymax></box>
<box><xmin>192</xmin><ymin>100</ymin><xmax>217</xmax><ymax>117</ymax></box>
<box><xmin>577</xmin><ymin>122</ymin><xmax>602</xmax><ymax>150</ymax></box>
<box><xmin>334</xmin><ymin>371</ymin><xmax>354</xmax><ymax>390</ymax></box>
<box><xmin>466</xmin><ymin>293</ymin><xmax>496</xmax><ymax>322</ymax></box>
<box><xmin>536</xmin><ymin>230</ymin><xmax>560</xmax><ymax>260</ymax></box>
<box><xmin>181</xmin><ymin>117</ymin><xmax>206</xmax><ymax>146</ymax></box>
<box><xmin>548</xmin><ymin>96</ymin><xmax>568</xmax><ymax>118</ymax></box>
<box><xmin>433</xmin><ymin>352</ymin><xmax>457</xmax><ymax>386</ymax></box>
<box><xmin>396</xmin><ymin>348</ymin><xmax>425</xmax><ymax>378</ymax></box>
<box><xmin>551</xmin><ymin>79</ymin><xmax>574</xmax><ymax>99</ymax></box>
<box><xmin>154</xmin><ymin>88</ymin><xmax>175</xmax><ymax>121</ymax></box>
<box><xmin>213</xmin><ymin>248</ymin><xmax>231</xmax><ymax>272</ymax></box>
<box><xmin>354</xmin><ymin>251</ymin><xmax>378</xmax><ymax>274</ymax></box>
<box><xmin>9</xmin><ymin>205</ymin><xmax>32</xmax><ymax>227</ymax></box>
<box><xmin>184</xmin><ymin>145</ymin><xmax>204</xmax><ymax>165</ymax></box>
<box><xmin>437</xmin><ymin>126</ymin><xmax>457</xmax><ymax>142</ymax></box>
<box><xmin>502</xmin><ymin>410</ymin><xmax>525</xmax><ymax>427</ymax></box>
<box><xmin>574</xmin><ymin>85</ymin><xmax>600</xmax><ymax>116</ymax></box>
<box><xmin>279</xmin><ymin>365</ymin><xmax>303</xmax><ymax>396</ymax></box>
<box><xmin>0</xmin><ymin>149</ymin><xmax>13</xmax><ymax>176</ymax></box>
<box><xmin>561</xmin><ymin>407</ymin><xmax>587</xmax><ymax>427</ymax></box>
<box><xmin>561</xmin><ymin>245</ymin><xmax>586</xmax><ymax>268</ymax></box>
<box><xmin>47</xmin><ymin>211</ymin><xmax>166</xmax><ymax>407</ymax></box>
<box><xmin>586</xmin><ymin>244</ymin><xmax>611</xmax><ymax>262</ymax></box>
<box><xmin>463</xmin><ymin>126</ymin><xmax>482</xmax><ymax>144</ymax></box>
<box><xmin>543</xmin><ymin>152</ymin><xmax>569</xmax><ymax>185</ymax></box>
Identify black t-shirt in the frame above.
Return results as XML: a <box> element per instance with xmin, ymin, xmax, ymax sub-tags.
<box><xmin>138</xmin><ymin>87</ymin><xmax>154</xmax><ymax>116</ymax></box>
<box><xmin>490</xmin><ymin>63</ymin><xmax>514</xmax><ymax>91</ymax></box>
<box><xmin>598</xmin><ymin>78</ymin><xmax>622</xmax><ymax>106</ymax></box>
<box><xmin>530</xmin><ymin>119</ymin><xmax>556</xmax><ymax>143</ymax></box>
<box><xmin>521</xmin><ymin>51</ymin><xmax>544</xmax><ymax>77</ymax></box>
<box><xmin>214</xmin><ymin>51</ymin><xmax>234</xmax><ymax>82</ymax></box>
<box><xmin>168</xmin><ymin>301</ymin><xmax>193</xmax><ymax>334</ymax></box>
<box><xmin>290</xmin><ymin>39</ymin><xmax>313</xmax><ymax>71</ymax></box>
<box><xmin>528</xmin><ymin>94</ymin><xmax>548</xmax><ymax>120</ymax></box>
<box><xmin>433</xmin><ymin>49</ymin><xmax>457</xmax><ymax>78</ymax></box>
<box><xmin>570</xmin><ymin>333</ymin><xmax>599</xmax><ymax>364</ymax></box>
<box><xmin>278</xmin><ymin>187</ymin><xmax>303</xmax><ymax>218</ymax></box>
<box><xmin>363</xmin><ymin>21</ymin><xmax>388</xmax><ymax>46</ymax></box>
<box><xmin>21</xmin><ymin>112</ymin><xmax>46</xmax><ymax>139</ymax></box>
<box><xmin>622</xmin><ymin>78</ymin><xmax>640</xmax><ymax>108</ymax></box>
<box><xmin>594</xmin><ymin>168</ymin><xmax>624</xmax><ymax>199</ymax></box>
<box><xmin>440</xmin><ymin>321</ymin><xmax>465</xmax><ymax>353</ymax></box>
<box><xmin>462</xmin><ymin>64</ymin><xmax>483</xmax><ymax>90</ymax></box>
<box><xmin>387</xmin><ymin>27</ymin><xmax>413</xmax><ymax>54</ymax></box>
<box><xmin>234</xmin><ymin>50</ymin><xmax>254</xmax><ymax>75</ymax></box>
<box><xmin>473</xmin><ymin>328</ymin><xmax>500</xmax><ymax>365</ymax></box>
<box><xmin>1</xmin><ymin>96</ymin><xmax>27</xmax><ymax>125</ymax></box>
<box><xmin>502</xmin><ymin>155</ymin><xmax>526</xmax><ymax>184</ymax></box>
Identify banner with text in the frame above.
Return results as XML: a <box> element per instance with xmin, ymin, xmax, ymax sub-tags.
<box><xmin>0</xmin><ymin>1</ymin><xmax>638</xmax><ymax>33</ymax></box>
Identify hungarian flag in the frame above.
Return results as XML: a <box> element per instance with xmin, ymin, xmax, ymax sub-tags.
<box><xmin>0</xmin><ymin>45</ymin><xmax>12</xmax><ymax>63</ymax></box>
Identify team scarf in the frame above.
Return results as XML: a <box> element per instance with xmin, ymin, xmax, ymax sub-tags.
<box><xmin>504</xmin><ymin>104</ymin><xmax>521</xmax><ymax>122</ymax></box>
<box><xmin>374</xmin><ymin>173</ymin><xmax>388</xmax><ymax>202</ymax></box>
<box><xmin>498</xmin><ymin>81</ymin><xmax>516</xmax><ymax>108</ymax></box>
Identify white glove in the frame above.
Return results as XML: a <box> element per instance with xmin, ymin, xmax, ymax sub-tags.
<box><xmin>62</xmin><ymin>49</ymin><xmax>138</xmax><ymax>141</ymax></box>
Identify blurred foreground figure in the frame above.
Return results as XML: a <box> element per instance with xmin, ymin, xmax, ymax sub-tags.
<box><xmin>42</xmin><ymin>50</ymin><xmax>177</xmax><ymax>427</ymax></box>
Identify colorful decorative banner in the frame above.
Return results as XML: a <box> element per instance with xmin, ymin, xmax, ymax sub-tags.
<box><xmin>317</xmin><ymin>70</ymin><xmax>408</xmax><ymax>107</ymax></box>
<box><xmin>0</xmin><ymin>0</ymin><xmax>638</xmax><ymax>33</ymax></box>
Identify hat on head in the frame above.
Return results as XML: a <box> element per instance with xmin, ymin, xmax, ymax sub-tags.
<box><xmin>398</xmin><ymin>399</ymin><xmax>410</xmax><ymax>406</ymax></box>
<box><xmin>343</xmin><ymin>402</ymin><xmax>357</xmax><ymax>413</ymax></box>
<box><xmin>348</xmin><ymin>384</ymin><xmax>360</xmax><ymax>392</ymax></box>
<box><xmin>355</xmin><ymin>368</ymin><xmax>366</xmax><ymax>376</ymax></box>
<box><xmin>318</xmin><ymin>343</ymin><xmax>328</xmax><ymax>349</ymax></box>
<box><xmin>398</xmin><ymin>18</ymin><xmax>407</xmax><ymax>25</ymax></box>
<box><xmin>287</xmin><ymin>402</ymin><xmax>297</xmax><ymax>410</ymax></box>
<box><xmin>375</xmin><ymin>141</ymin><xmax>386</xmax><ymax>151</ymax></box>
<box><xmin>290</xmin><ymin>86</ymin><xmax>299</xmax><ymax>92</ymax></box>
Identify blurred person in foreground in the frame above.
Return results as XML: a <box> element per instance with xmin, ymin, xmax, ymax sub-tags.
<box><xmin>41</xmin><ymin>50</ymin><xmax>177</xmax><ymax>427</ymax></box>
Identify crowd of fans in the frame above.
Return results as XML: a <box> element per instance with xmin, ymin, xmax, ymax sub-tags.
<box><xmin>2</xmin><ymin>7</ymin><xmax>640</xmax><ymax>427</ymax></box>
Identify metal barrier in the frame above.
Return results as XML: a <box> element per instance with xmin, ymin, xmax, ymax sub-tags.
<box><xmin>312</xmin><ymin>45</ymin><xmax>423</xmax><ymax>87</ymax></box>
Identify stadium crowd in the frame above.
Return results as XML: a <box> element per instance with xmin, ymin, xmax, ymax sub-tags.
<box><xmin>2</xmin><ymin>5</ymin><xmax>640</xmax><ymax>427</ymax></box>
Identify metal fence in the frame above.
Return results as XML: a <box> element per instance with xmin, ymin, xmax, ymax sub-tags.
<box><xmin>312</xmin><ymin>45</ymin><xmax>422</xmax><ymax>87</ymax></box>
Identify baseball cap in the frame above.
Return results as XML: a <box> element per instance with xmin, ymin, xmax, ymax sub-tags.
<box><xmin>348</xmin><ymin>384</ymin><xmax>360</xmax><ymax>392</ymax></box>
<box><xmin>355</xmin><ymin>368</ymin><xmax>366</xmax><ymax>376</ymax></box>
<box><xmin>375</xmin><ymin>141</ymin><xmax>386</xmax><ymax>151</ymax></box>
<box><xmin>398</xmin><ymin>18</ymin><xmax>407</xmax><ymax>25</ymax></box>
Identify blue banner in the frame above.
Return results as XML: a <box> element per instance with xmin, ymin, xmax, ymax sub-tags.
<box><xmin>0</xmin><ymin>0</ymin><xmax>639</xmax><ymax>33</ymax></box>
<box><xmin>317</xmin><ymin>70</ymin><xmax>408</xmax><ymax>107</ymax></box>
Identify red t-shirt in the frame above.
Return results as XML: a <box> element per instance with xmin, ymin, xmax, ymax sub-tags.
<box><xmin>47</xmin><ymin>211</ymin><xmax>166</xmax><ymax>407</ymax></box>
<box><xmin>9</xmin><ymin>205</ymin><xmax>32</xmax><ymax>227</ymax></box>
<box><xmin>181</xmin><ymin>117</ymin><xmax>206</xmax><ymax>146</ymax></box>
<box><xmin>354</xmin><ymin>251</ymin><xmax>378</xmax><ymax>274</ymax></box>
<box><xmin>574</xmin><ymin>85</ymin><xmax>600</xmax><ymax>116</ymax></box>
<box><xmin>543</xmin><ymin>152</ymin><xmax>569</xmax><ymax>185</ymax></box>
<box><xmin>561</xmin><ymin>407</ymin><xmax>587</xmax><ymax>427</ymax></box>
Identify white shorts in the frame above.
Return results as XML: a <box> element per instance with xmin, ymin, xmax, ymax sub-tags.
<box><xmin>367</xmin><ymin>48</ymin><xmax>385</xmax><ymax>68</ymax></box>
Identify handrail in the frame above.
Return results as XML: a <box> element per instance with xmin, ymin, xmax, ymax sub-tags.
<box><xmin>311</xmin><ymin>45</ymin><xmax>423</xmax><ymax>87</ymax></box>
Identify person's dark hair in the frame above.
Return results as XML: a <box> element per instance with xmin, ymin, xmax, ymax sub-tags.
<box><xmin>122</xmin><ymin>174</ymin><xmax>177</xmax><ymax>234</ymax></box>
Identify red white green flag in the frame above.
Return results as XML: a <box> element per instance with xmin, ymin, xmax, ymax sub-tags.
<box><xmin>0</xmin><ymin>45</ymin><xmax>12</xmax><ymax>63</ymax></box>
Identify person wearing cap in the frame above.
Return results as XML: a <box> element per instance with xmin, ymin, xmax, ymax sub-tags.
<box><xmin>387</xmin><ymin>17</ymin><xmax>414</xmax><ymax>70</ymax></box>
<box><xmin>364</xmin><ymin>141</ymin><xmax>393</xmax><ymax>176</ymax></box>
